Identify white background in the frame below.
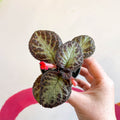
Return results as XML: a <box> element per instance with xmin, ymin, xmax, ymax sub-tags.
<box><xmin>0</xmin><ymin>0</ymin><xmax>120</xmax><ymax>119</ymax></box>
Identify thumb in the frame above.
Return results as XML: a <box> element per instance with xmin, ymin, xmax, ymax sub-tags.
<box><xmin>67</xmin><ymin>90</ymin><xmax>87</xmax><ymax>108</ymax></box>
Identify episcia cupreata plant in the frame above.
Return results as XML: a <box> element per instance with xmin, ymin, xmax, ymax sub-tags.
<box><xmin>29</xmin><ymin>30</ymin><xmax>95</xmax><ymax>108</ymax></box>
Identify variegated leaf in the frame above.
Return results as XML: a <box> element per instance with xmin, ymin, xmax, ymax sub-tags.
<box><xmin>32</xmin><ymin>75</ymin><xmax>42</xmax><ymax>103</ymax></box>
<box><xmin>29</xmin><ymin>30</ymin><xmax>62</xmax><ymax>64</ymax></box>
<box><xmin>33</xmin><ymin>70</ymin><xmax>72</xmax><ymax>108</ymax></box>
<box><xmin>56</xmin><ymin>41</ymin><xmax>83</xmax><ymax>71</ymax></box>
<box><xmin>72</xmin><ymin>35</ymin><xmax>95</xmax><ymax>58</ymax></box>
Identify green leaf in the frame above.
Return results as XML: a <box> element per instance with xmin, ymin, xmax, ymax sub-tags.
<box><xmin>33</xmin><ymin>70</ymin><xmax>72</xmax><ymax>108</ymax></box>
<box><xmin>29</xmin><ymin>30</ymin><xmax>62</xmax><ymax>64</ymax></box>
<box><xmin>72</xmin><ymin>35</ymin><xmax>95</xmax><ymax>58</ymax></box>
<box><xmin>32</xmin><ymin>75</ymin><xmax>42</xmax><ymax>103</ymax></box>
<box><xmin>56</xmin><ymin>41</ymin><xmax>83</xmax><ymax>71</ymax></box>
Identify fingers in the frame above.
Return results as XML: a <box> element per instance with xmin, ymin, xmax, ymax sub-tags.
<box><xmin>82</xmin><ymin>57</ymin><xmax>107</xmax><ymax>80</ymax></box>
<box><xmin>80</xmin><ymin>67</ymin><xmax>93</xmax><ymax>84</ymax></box>
<box><xmin>67</xmin><ymin>90</ymin><xmax>86</xmax><ymax>108</ymax></box>
<box><xmin>68</xmin><ymin>78</ymin><xmax>90</xmax><ymax>107</ymax></box>
<box><xmin>76</xmin><ymin>78</ymin><xmax>90</xmax><ymax>91</ymax></box>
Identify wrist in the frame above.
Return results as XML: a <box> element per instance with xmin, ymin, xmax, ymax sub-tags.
<box><xmin>93</xmin><ymin>115</ymin><xmax>116</xmax><ymax>120</ymax></box>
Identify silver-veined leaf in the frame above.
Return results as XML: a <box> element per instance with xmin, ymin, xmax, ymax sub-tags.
<box><xmin>33</xmin><ymin>75</ymin><xmax>42</xmax><ymax>103</ymax></box>
<box><xmin>29</xmin><ymin>30</ymin><xmax>62</xmax><ymax>64</ymax></box>
<box><xmin>72</xmin><ymin>35</ymin><xmax>95</xmax><ymax>58</ymax></box>
<box><xmin>56</xmin><ymin>41</ymin><xmax>83</xmax><ymax>71</ymax></box>
<box><xmin>33</xmin><ymin>70</ymin><xmax>72</xmax><ymax>108</ymax></box>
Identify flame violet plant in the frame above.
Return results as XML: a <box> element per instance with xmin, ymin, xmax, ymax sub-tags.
<box><xmin>29</xmin><ymin>30</ymin><xmax>95</xmax><ymax>108</ymax></box>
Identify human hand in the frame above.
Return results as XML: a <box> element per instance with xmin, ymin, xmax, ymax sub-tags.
<box><xmin>68</xmin><ymin>58</ymin><xmax>116</xmax><ymax>120</ymax></box>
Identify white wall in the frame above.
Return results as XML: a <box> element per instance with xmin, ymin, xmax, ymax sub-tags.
<box><xmin>0</xmin><ymin>0</ymin><xmax>120</xmax><ymax>119</ymax></box>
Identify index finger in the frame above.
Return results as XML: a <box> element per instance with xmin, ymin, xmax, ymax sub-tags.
<box><xmin>82</xmin><ymin>57</ymin><xmax>107</xmax><ymax>80</ymax></box>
